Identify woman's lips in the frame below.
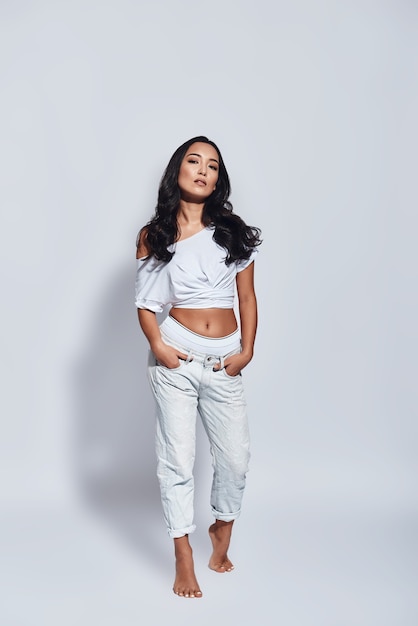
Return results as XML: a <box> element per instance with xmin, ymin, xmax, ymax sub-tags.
<box><xmin>194</xmin><ymin>179</ymin><xmax>207</xmax><ymax>186</ymax></box>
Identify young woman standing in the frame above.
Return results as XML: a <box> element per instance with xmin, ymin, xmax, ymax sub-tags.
<box><xmin>135</xmin><ymin>136</ymin><xmax>261</xmax><ymax>597</ymax></box>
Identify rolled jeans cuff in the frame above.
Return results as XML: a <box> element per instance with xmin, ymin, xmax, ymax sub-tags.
<box><xmin>211</xmin><ymin>507</ymin><xmax>241</xmax><ymax>522</ymax></box>
<box><xmin>168</xmin><ymin>524</ymin><xmax>196</xmax><ymax>539</ymax></box>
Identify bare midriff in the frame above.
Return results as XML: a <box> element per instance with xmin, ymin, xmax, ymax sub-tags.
<box><xmin>169</xmin><ymin>308</ymin><xmax>238</xmax><ymax>338</ymax></box>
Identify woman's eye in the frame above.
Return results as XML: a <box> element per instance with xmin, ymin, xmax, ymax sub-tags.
<box><xmin>188</xmin><ymin>159</ymin><xmax>198</xmax><ymax>164</ymax></box>
<box><xmin>209</xmin><ymin>165</ymin><xmax>218</xmax><ymax>171</ymax></box>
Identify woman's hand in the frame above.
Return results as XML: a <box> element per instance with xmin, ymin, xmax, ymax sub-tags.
<box><xmin>152</xmin><ymin>340</ymin><xmax>189</xmax><ymax>369</ymax></box>
<box><xmin>215</xmin><ymin>351</ymin><xmax>253</xmax><ymax>377</ymax></box>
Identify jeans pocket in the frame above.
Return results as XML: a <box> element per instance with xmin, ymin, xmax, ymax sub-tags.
<box><xmin>156</xmin><ymin>360</ymin><xmax>183</xmax><ymax>371</ymax></box>
<box><xmin>222</xmin><ymin>367</ymin><xmax>242</xmax><ymax>379</ymax></box>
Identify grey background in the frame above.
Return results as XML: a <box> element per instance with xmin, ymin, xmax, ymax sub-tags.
<box><xmin>0</xmin><ymin>0</ymin><xmax>417</xmax><ymax>624</ymax></box>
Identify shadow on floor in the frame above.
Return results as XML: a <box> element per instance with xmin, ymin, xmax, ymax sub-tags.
<box><xmin>71</xmin><ymin>261</ymin><xmax>170</xmax><ymax>570</ymax></box>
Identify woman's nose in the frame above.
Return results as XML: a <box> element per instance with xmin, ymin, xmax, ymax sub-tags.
<box><xmin>198</xmin><ymin>163</ymin><xmax>207</xmax><ymax>175</ymax></box>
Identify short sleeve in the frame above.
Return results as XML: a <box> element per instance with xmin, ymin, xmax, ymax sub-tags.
<box><xmin>236</xmin><ymin>247</ymin><xmax>259</xmax><ymax>273</ymax></box>
<box><xmin>135</xmin><ymin>256</ymin><xmax>170</xmax><ymax>313</ymax></box>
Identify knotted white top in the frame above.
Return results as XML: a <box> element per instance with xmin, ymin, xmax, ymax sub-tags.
<box><xmin>135</xmin><ymin>226</ymin><xmax>257</xmax><ymax>313</ymax></box>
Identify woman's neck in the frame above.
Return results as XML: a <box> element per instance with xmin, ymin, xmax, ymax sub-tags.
<box><xmin>177</xmin><ymin>201</ymin><xmax>204</xmax><ymax>227</ymax></box>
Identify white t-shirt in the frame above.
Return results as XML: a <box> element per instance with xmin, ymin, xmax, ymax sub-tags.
<box><xmin>135</xmin><ymin>226</ymin><xmax>257</xmax><ymax>313</ymax></box>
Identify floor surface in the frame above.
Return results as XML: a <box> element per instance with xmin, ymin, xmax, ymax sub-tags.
<box><xmin>1</xmin><ymin>492</ymin><xmax>416</xmax><ymax>626</ymax></box>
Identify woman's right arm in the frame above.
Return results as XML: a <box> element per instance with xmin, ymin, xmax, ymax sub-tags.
<box><xmin>136</xmin><ymin>229</ymin><xmax>187</xmax><ymax>368</ymax></box>
<box><xmin>137</xmin><ymin>309</ymin><xmax>188</xmax><ymax>368</ymax></box>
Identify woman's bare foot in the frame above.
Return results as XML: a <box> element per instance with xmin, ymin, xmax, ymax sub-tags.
<box><xmin>173</xmin><ymin>536</ymin><xmax>202</xmax><ymax>598</ymax></box>
<box><xmin>208</xmin><ymin>520</ymin><xmax>235</xmax><ymax>573</ymax></box>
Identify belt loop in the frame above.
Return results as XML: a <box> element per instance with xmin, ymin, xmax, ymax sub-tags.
<box><xmin>185</xmin><ymin>349</ymin><xmax>193</xmax><ymax>363</ymax></box>
<box><xmin>219</xmin><ymin>356</ymin><xmax>225</xmax><ymax>370</ymax></box>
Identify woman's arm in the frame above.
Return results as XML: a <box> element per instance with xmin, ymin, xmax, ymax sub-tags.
<box><xmin>136</xmin><ymin>228</ymin><xmax>187</xmax><ymax>369</ymax></box>
<box><xmin>236</xmin><ymin>261</ymin><xmax>257</xmax><ymax>361</ymax></box>
<box><xmin>137</xmin><ymin>309</ymin><xmax>188</xmax><ymax>369</ymax></box>
<box><xmin>221</xmin><ymin>262</ymin><xmax>257</xmax><ymax>376</ymax></box>
<box><xmin>136</xmin><ymin>229</ymin><xmax>187</xmax><ymax>368</ymax></box>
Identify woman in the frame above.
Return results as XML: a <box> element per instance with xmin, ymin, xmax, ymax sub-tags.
<box><xmin>135</xmin><ymin>136</ymin><xmax>261</xmax><ymax>598</ymax></box>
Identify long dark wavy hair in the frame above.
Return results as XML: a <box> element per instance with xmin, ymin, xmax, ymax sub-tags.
<box><xmin>137</xmin><ymin>136</ymin><xmax>262</xmax><ymax>264</ymax></box>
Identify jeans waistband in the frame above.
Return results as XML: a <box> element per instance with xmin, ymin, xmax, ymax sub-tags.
<box><xmin>159</xmin><ymin>336</ymin><xmax>240</xmax><ymax>370</ymax></box>
<box><xmin>160</xmin><ymin>315</ymin><xmax>241</xmax><ymax>355</ymax></box>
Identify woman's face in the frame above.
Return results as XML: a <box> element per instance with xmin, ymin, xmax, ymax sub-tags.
<box><xmin>177</xmin><ymin>142</ymin><xmax>219</xmax><ymax>202</ymax></box>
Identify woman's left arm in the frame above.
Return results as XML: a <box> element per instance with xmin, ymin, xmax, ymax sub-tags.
<box><xmin>224</xmin><ymin>262</ymin><xmax>258</xmax><ymax>376</ymax></box>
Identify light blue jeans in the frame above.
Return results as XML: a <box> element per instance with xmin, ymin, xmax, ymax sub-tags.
<box><xmin>147</xmin><ymin>325</ymin><xmax>250</xmax><ymax>539</ymax></box>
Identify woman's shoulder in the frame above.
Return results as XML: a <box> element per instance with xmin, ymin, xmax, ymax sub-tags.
<box><xmin>136</xmin><ymin>226</ymin><xmax>151</xmax><ymax>259</ymax></box>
